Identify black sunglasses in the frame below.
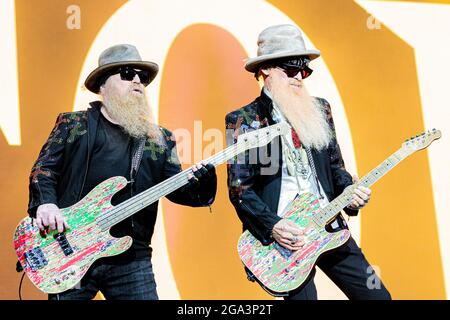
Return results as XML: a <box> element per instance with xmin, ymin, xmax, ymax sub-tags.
<box><xmin>277</xmin><ymin>65</ymin><xmax>313</xmax><ymax>79</ymax></box>
<box><xmin>110</xmin><ymin>67</ymin><xmax>151</xmax><ymax>85</ymax></box>
<box><xmin>271</xmin><ymin>57</ymin><xmax>313</xmax><ymax>79</ymax></box>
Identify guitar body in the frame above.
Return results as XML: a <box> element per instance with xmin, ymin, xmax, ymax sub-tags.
<box><xmin>237</xmin><ymin>192</ymin><xmax>351</xmax><ymax>294</ymax></box>
<box><xmin>13</xmin><ymin>176</ymin><xmax>132</xmax><ymax>294</ymax></box>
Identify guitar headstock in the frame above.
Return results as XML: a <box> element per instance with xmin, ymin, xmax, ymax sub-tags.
<box><xmin>402</xmin><ymin>129</ymin><xmax>441</xmax><ymax>151</ymax></box>
<box><xmin>237</xmin><ymin>122</ymin><xmax>290</xmax><ymax>148</ymax></box>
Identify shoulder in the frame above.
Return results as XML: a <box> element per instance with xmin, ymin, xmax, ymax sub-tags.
<box><xmin>153</xmin><ymin>125</ymin><xmax>176</xmax><ymax>149</ymax></box>
<box><xmin>225</xmin><ymin>98</ymin><xmax>266</xmax><ymax>132</ymax></box>
<box><xmin>47</xmin><ymin>111</ymin><xmax>88</xmax><ymax>138</ymax></box>
<box><xmin>313</xmin><ymin>96</ymin><xmax>331</xmax><ymax>109</ymax></box>
<box><xmin>158</xmin><ymin>126</ymin><xmax>174</xmax><ymax>141</ymax></box>
<box><xmin>54</xmin><ymin>110</ymin><xmax>88</xmax><ymax>127</ymax></box>
<box><xmin>312</xmin><ymin>96</ymin><xmax>333</xmax><ymax>121</ymax></box>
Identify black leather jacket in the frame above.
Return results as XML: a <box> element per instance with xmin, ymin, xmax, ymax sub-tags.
<box><xmin>225</xmin><ymin>90</ymin><xmax>357</xmax><ymax>245</ymax></box>
<box><xmin>28</xmin><ymin>101</ymin><xmax>217</xmax><ymax>249</ymax></box>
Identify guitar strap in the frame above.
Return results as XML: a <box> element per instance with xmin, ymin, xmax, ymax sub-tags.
<box><xmin>130</xmin><ymin>137</ymin><xmax>146</xmax><ymax>185</ymax></box>
<box><xmin>128</xmin><ymin>137</ymin><xmax>146</xmax><ymax>229</ymax></box>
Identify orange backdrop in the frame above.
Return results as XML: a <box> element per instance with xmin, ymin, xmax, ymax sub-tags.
<box><xmin>1</xmin><ymin>0</ymin><xmax>448</xmax><ymax>300</ymax></box>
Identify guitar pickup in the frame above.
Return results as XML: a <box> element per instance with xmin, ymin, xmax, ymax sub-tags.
<box><xmin>273</xmin><ymin>242</ymin><xmax>293</xmax><ymax>259</ymax></box>
<box><xmin>24</xmin><ymin>247</ymin><xmax>48</xmax><ymax>271</ymax></box>
<box><xmin>54</xmin><ymin>233</ymin><xmax>74</xmax><ymax>256</ymax></box>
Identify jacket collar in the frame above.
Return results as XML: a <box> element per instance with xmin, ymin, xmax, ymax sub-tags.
<box><xmin>256</xmin><ymin>88</ymin><xmax>276</xmax><ymax>125</ymax></box>
<box><xmin>87</xmin><ymin>101</ymin><xmax>103</xmax><ymax>152</ymax></box>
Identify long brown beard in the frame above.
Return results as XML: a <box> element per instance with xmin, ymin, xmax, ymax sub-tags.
<box><xmin>102</xmin><ymin>85</ymin><xmax>163</xmax><ymax>145</ymax></box>
<box><xmin>268</xmin><ymin>70</ymin><xmax>332</xmax><ymax>151</ymax></box>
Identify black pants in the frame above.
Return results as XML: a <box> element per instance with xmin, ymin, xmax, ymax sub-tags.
<box><xmin>48</xmin><ymin>257</ymin><xmax>158</xmax><ymax>300</ymax></box>
<box><xmin>285</xmin><ymin>237</ymin><xmax>391</xmax><ymax>300</ymax></box>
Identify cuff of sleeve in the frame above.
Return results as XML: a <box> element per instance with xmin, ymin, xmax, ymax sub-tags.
<box><xmin>28</xmin><ymin>205</ymin><xmax>38</xmax><ymax>218</ymax></box>
<box><xmin>344</xmin><ymin>206</ymin><xmax>359</xmax><ymax>216</ymax></box>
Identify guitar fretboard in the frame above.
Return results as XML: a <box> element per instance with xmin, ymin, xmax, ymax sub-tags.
<box><xmin>312</xmin><ymin>147</ymin><xmax>412</xmax><ymax>227</ymax></box>
<box><xmin>95</xmin><ymin>123</ymin><xmax>286</xmax><ymax>231</ymax></box>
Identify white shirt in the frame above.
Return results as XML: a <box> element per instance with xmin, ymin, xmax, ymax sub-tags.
<box><xmin>276</xmin><ymin>132</ymin><xmax>330</xmax><ymax>217</ymax></box>
<box><xmin>262</xmin><ymin>88</ymin><xmax>330</xmax><ymax>217</ymax></box>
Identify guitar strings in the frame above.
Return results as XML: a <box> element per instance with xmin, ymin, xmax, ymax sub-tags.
<box><xmin>313</xmin><ymin>148</ymin><xmax>408</xmax><ymax>226</ymax></box>
<box><xmin>26</xmin><ymin>141</ymin><xmax>247</xmax><ymax>264</ymax></box>
<box><xmin>95</xmin><ymin>139</ymin><xmax>253</xmax><ymax>229</ymax></box>
<box><xmin>95</xmin><ymin>125</ymin><xmax>285</xmax><ymax>228</ymax></box>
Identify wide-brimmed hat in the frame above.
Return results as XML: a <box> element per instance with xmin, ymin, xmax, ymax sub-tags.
<box><xmin>245</xmin><ymin>24</ymin><xmax>320</xmax><ymax>73</ymax></box>
<box><xmin>84</xmin><ymin>44</ymin><xmax>159</xmax><ymax>93</ymax></box>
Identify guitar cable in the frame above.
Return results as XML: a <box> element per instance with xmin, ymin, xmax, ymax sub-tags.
<box><xmin>16</xmin><ymin>260</ymin><xmax>24</xmax><ymax>300</ymax></box>
<box><xmin>18</xmin><ymin>272</ymin><xmax>25</xmax><ymax>300</ymax></box>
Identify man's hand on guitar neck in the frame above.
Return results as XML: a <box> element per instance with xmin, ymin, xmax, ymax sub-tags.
<box><xmin>271</xmin><ymin>219</ymin><xmax>305</xmax><ymax>251</ymax></box>
<box><xmin>347</xmin><ymin>175</ymin><xmax>372</xmax><ymax>210</ymax></box>
<box><xmin>35</xmin><ymin>203</ymin><xmax>69</xmax><ymax>236</ymax></box>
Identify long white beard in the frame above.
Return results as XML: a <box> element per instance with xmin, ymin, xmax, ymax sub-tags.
<box><xmin>102</xmin><ymin>85</ymin><xmax>163</xmax><ymax>145</ymax></box>
<box><xmin>269</xmin><ymin>73</ymin><xmax>332</xmax><ymax>151</ymax></box>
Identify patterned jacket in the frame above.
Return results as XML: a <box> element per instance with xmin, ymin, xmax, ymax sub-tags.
<box><xmin>28</xmin><ymin>101</ymin><xmax>216</xmax><ymax>250</ymax></box>
<box><xmin>226</xmin><ymin>90</ymin><xmax>357</xmax><ymax>245</ymax></box>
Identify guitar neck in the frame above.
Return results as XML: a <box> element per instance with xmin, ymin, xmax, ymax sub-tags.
<box><xmin>97</xmin><ymin>137</ymin><xmax>250</xmax><ymax>230</ymax></box>
<box><xmin>314</xmin><ymin>146</ymin><xmax>413</xmax><ymax>226</ymax></box>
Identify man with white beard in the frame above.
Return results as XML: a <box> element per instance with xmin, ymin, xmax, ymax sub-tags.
<box><xmin>28</xmin><ymin>44</ymin><xmax>217</xmax><ymax>300</ymax></box>
<box><xmin>226</xmin><ymin>25</ymin><xmax>391</xmax><ymax>300</ymax></box>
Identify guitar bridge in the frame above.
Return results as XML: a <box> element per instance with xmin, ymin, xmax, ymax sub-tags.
<box><xmin>24</xmin><ymin>247</ymin><xmax>48</xmax><ymax>271</ymax></box>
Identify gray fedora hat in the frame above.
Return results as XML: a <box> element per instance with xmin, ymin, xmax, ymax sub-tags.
<box><xmin>84</xmin><ymin>44</ymin><xmax>159</xmax><ymax>93</ymax></box>
<box><xmin>245</xmin><ymin>24</ymin><xmax>320</xmax><ymax>73</ymax></box>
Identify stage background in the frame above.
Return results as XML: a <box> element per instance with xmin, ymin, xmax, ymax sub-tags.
<box><xmin>1</xmin><ymin>0</ymin><xmax>449</xmax><ymax>300</ymax></box>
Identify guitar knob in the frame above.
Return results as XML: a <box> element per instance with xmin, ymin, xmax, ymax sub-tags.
<box><xmin>54</xmin><ymin>278</ymin><xmax>61</xmax><ymax>285</ymax></box>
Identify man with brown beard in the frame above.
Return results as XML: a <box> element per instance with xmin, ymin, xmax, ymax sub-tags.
<box><xmin>226</xmin><ymin>25</ymin><xmax>391</xmax><ymax>300</ymax></box>
<box><xmin>28</xmin><ymin>44</ymin><xmax>217</xmax><ymax>300</ymax></box>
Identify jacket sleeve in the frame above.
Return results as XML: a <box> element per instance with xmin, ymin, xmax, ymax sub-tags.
<box><xmin>226</xmin><ymin>113</ymin><xmax>281</xmax><ymax>245</ymax></box>
<box><xmin>320</xmin><ymin>98</ymin><xmax>359</xmax><ymax>217</ymax></box>
<box><xmin>28</xmin><ymin>113</ymin><xmax>70</xmax><ymax>217</ymax></box>
<box><xmin>162</xmin><ymin>129</ymin><xmax>217</xmax><ymax>207</ymax></box>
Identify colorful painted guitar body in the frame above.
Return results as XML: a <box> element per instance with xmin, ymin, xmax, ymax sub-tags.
<box><xmin>13</xmin><ymin>177</ymin><xmax>132</xmax><ymax>294</ymax></box>
<box><xmin>13</xmin><ymin>122</ymin><xmax>291</xmax><ymax>294</ymax></box>
<box><xmin>238</xmin><ymin>192</ymin><xmax>350</xmax><ymax>295</ymax></box>
<box><xmin>237</xmin><ymin>129</ymin><xmax>441</xmax><ymax>295</ymax></box>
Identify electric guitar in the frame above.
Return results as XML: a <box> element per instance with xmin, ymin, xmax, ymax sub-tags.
<box><xmin>237</xmin><ymin>129</ymin><xmax>441</xmax><ymax>295</ymax></box>
<box><xmin>13</xmin><ymin>122</ymin><xmax>290</xmax><ymax>294</ymax></box>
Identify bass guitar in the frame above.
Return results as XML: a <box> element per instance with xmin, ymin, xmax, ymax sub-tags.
<box><xmin>14</xmin><ymin>122</ymin><xmax>290</xmax><ymax>294</ymax></box>
<box><xmin>237</xmin><ymin>129</ymin><xmax>441</xmax><ymax>295</ymax></box>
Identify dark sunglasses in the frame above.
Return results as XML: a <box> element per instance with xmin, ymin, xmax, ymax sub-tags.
<box><xmin>273</xmin><ymin>57</ymin><xmax>313</xmax><ymax>79</ymax></box>
<box><xmin>110</xmin><ymin>67</ymin><xmax>151</xmax><ymax>85</ymax></box>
